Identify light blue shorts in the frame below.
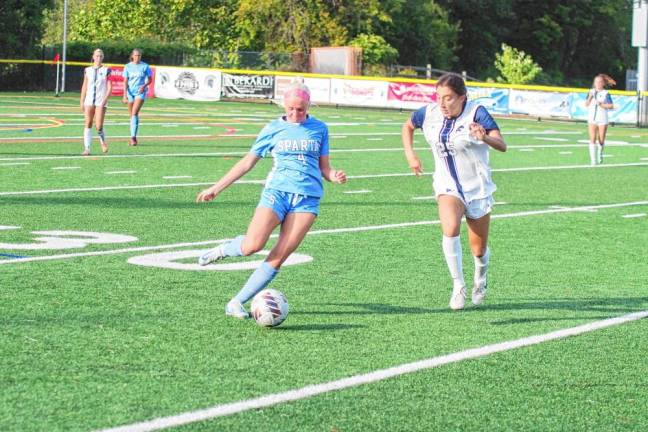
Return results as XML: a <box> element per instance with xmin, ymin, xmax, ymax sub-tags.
<box><xmin>126</xmin><ymin>90</ymin><xmax>147</xmax><ymax>103</ymax></box>
<box><xmin>258</xmin><ymin>188</ymin><xmax>320</xmax><ymax>222</ymax></box>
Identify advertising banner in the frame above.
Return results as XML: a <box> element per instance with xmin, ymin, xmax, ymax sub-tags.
<box><xmin>154</xmin><ymin>67</ymin><xmax>221</xmax><ymax>101</ymax></box>
<box><xmin>108</xmin><ymin>65</ymin><xmax>156</xmax><ymax>98</ymax></box>
<box><xmin>330</xmin><ymin>78</ymin><xmax>388</xmax><ymax>107</ymax></box>
<box><xmin>273</xmin><ymin>76</ymin><xmax>331</xmax><ymax>104</ymax></box>
<box><xmin>569</xmin><ymin>92</ymin><xmax>637</xmax><ymax>124</ymax></box>
<box><xmin>467</xmin><ymin>87</ymin><xmax>509</xmax><ymax>114</ymax></box>
<box><xmin>222</xmin><ymin>73</ymin><xmax>274</xmax><ymax>99</ymax></box>
<box><xmin>386</xmin><ymin>82</ymin><xmax>436</xmax><ymax>110</ymax></box>
<box><xmin>509</xmin><ymin>89</ymin><xmax>570</xmax><ymax>118</ymax></box>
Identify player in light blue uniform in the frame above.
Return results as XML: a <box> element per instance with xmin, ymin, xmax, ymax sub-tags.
<box><xmin>196</xmin><ymin>81</ymin><xmax>347</xmax><ymax>319</ymax></box>
<box><xmin>122</xmin><ymin>48</ymin><xmax>152</xmax><ymax>146</ymax></box>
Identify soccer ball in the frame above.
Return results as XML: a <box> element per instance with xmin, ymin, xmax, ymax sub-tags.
<box><xmin>250</xmin><ymin>289</ymin><xmax>289</xmax><ymax>327</ymax></box>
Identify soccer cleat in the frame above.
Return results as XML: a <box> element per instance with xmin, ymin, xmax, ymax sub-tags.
<box><xmin>129</xmin><ymin>137</ymin><xmax>138</xmax><ymax>146</ymax></box>
<box><xmin>101</xmin><ymin>142</ymin><xmax>109</xmax><ymax>153</ymax></box>
<box><xmin>449</xmin><ymin>285</ymin><xmax>466</xmax><ymax>310</ymax></box>
<box><xmin>225</xmin><ymin>299</ymin><xmax>250</xmax><ymax>319</ymax></box>
<box><xmin>82</xmin><ymin>149</ymin><xmax>91</xmax><ymax>156</ymax></box>
<box><xmin>198</xmin><ymin>245</ymin><xmax>225</xmax><ymax>266</ymax></box>
<box><xmin>472</xmin><ymin>281</ymin><xmax>487</xmax><ymax>305</ymax></box>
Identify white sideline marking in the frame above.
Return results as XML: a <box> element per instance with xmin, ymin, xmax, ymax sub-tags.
<box><xmin>559</xmin><ymin>151</ymin><xmax>573</xmax><ymax>155</ymax></box>
<box><xmin>106</xmin><ymin>171</ymin><xmax>136</xmax><ymax>175</ymax></box>
<box><xmin>343</xmin><ymin>189</ymin><xmax>372</xmax><ymax>194</ymax></box>
<box><xmin>537</xmin><ymin>137</ymin><xmax>568</xmax><ymax>142</ymax></box>
<box><xmin>411</xmin><ymin>196</ymin><xmax>435</xmax><ymax>200</ymax></box>
<box><xmin>622</xmin><ymin>213</ymin><xmax>646</xmax><ymax>218</ymax></box>
<box><xmin>97</xmin><ymin>310</ymin><xmax>648</xmax><ymax>432</ymax></box>
<box><xmin>162</xmin><ymin>176</ymin><xmax>192</xmax><ymax>180</ymax></box>
<box><xmin>0</xmin><ymin>162</ymin><xmax>30</xmax><ymax>166</ymax></box>
<box><xmin>2</xmin><ymin>161</ymin><xmax>648</xmax><ymax>197</ymax></box>
<box><xmin>51</xmin><ymin>166</ymin><xmax>80</xmax><ymax>170</ymax></box>
<box><xmin>2</xmin><ymin>200</ymin><xmax>647</xmax><ymax>266</ymax></box>
<box><xmin>367</xmin><ymin>138</ymin><xmax>384</xmax><ymax>141</ymax></box>
<box><xmin>518</xmin><ymin>148</ymin><xmax>534</xmax><ymax>152</ymax></box>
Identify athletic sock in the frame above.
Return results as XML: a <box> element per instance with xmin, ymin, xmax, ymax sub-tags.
<box><xmin>473</xmin><ymin>247</ymin><xmax>490</xmax><ymax>287</ymax></box>
<box><xmin>97</xmin><ymin>128</ymin><xmax>106</xmax><ymax>144</ymax></box>
<box><xmin>597</xmin><ymin>144</ymin><xmax>604</xmax><ymax>164</ymax></box>
<box><xmin>442</xmin><ymin>235</ymin><xmax>465</xmax><ymax>289</ymax></box>
<box><xmin>130</xmin><ymin>115</ymin><xmax>139</xmax><ymax>138</ymax></box>
<box><xmin>588</xmin><ymin>143</ymin><xmax>597</xmax><ymax>165</ymax></box>
<box><xmin>83</xmin><ymin>128</ymin><xmax>92</xmax><ymax>150</ymax></box>
<box><xmin>223</xmin><ymin>235</ymin><xmax>244</xmax><ymax>257</ymax></box>
<box><xmin>234</xmin><ymin>261</ymin><xmax>279</xmax><ymax>304</ymax></box>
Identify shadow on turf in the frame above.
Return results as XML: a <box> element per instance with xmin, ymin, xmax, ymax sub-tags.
<box><xmin>277</xmin><ymin>323</ymin><xmax>366</xmax><ymax>331</ymax></box>
<box><xmin>299</xmin><ymin>297</ymin><xmax>648</xmax><ymax>318</ymax></box>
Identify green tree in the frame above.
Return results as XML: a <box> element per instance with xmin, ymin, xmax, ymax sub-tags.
<box><xmin>494</xmin><ymin>43</ymin><xmax>542</xmax><ymax>84</ymax></box>
<box><xmin>41</xmin><ymin>0</ymin><xmax>85</xmax><ymax>45</ymax></box>
<box><xmin>349</xmin><ymin>33</ymin><xmax>398</xmax><ymax>75</ymax></box>
<box><xmin>0</xmin><ymin>0</ymin><xmax>55</xmax><ymax>58</ymax></box>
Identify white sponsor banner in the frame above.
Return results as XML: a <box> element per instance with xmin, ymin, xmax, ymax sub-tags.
<box><xmin>330</xmin><ymin>79</ymin><xmax>388</xmax><ymax>107</ymax></box>
<box><xmin>154</xmin><ymin>67</ymin><xmax>221</xmax><ymax>101</ymax></box>
<box><xmin>274</xmin><ymin>76</ymin><xmax>331</xmax><ymax>104</ymax></box>
<box><xmin>509</xmin><ymin>89</ymin><xmax>570</xmax><ymax>118</ymax></box>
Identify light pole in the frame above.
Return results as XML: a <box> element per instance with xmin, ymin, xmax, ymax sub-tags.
<box><xmin>61</xmin><ymin>0</ymin><xmax>68</xmax><ymax>93</ymax></box>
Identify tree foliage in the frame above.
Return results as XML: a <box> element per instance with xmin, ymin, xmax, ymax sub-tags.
<box><xmin>0</xmin><ymin>0</ymin><xmax>54</xmax><ymax>58</ymax></box>
<box><xmin>494</xmin><ymin>43</ymin><xmax>542</xmax><ymax>84</ymax></box>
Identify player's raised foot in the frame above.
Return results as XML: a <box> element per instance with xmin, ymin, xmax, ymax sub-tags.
<box><xmin>129</xmin><ymin>137</ymin><xmax>137</xmax><ymax>146</ymax></box>
<box><xmin>198</xmin><ymin>245</ymin><xmax>225</xmax><ymax>266</ymax></box>
<box><xmin>81</xmin><ymin>149</ymin><xmax>91</xmax><ymax>156</ymax></box>
<box><xmin>472</xmin><ymin>281</ymin><xmax>487</xmax><ymax>306</ymax></box>
<box><xmin>225</xmin><ymin>299</ymin><xmax>250</xmax><ymax>319</ymax></box>
<box><xmin>449</xmin><ymin>285</ymin><xmax>466</xmax><ymax>310</ymax></box>
<box><xmin>101</xmin><ymin>142</ymin><xmax>109</xmax><ymax>153</ymax></box>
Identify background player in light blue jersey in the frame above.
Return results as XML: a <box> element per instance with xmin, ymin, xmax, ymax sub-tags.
<box><xmin>196</xmin><ymin>81</ymin><xmax>347</xmax><ymax>319</ymax></box>
<box><xmin>585</xmin><ymin>74</ymin><xmax>615</xmax><ymax>165</ymax></box>
<box><xmin>122</xmin><ymin>48</ymin><xmax>152</xmax><ymax>146</ymax></box>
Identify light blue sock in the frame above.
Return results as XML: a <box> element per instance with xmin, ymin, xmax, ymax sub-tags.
<box><xmin>234</xmin><ymin>262</ymin><xmax>279</xmax><ymax>304</ymax></box>
<box><xmin>223</xmin><ymin>235</ymin><xmax>244</xmax><ymax>257</ymax></box>
<box><xmin>130</xmin><ymin>115</ymin><xmax>139</xmax><ymax>137</ymax></box>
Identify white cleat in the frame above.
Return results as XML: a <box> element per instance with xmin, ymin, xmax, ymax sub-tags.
<box><xmin>225</xmin><ymin>299</ymin><xmax>250</xmax><ymax>319</ymax></box>
<box><xmin>198</xmin><ymin>245</ymin><xmax>225</xmax><ymax>266</ymax></box>
<box><xmin>472</xmin><ymin>281</ymin><xmax>487</xmax><ymax>306</ymax></box>
<box><xmin>449</xmin><ymin>286</ymin><xmax>466</xmax><ymax>310</ymax></box>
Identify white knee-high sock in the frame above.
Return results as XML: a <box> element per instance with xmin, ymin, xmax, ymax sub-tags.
<box><xmin>596</xmin><ymin>143</ymin><xmax>604</xmax><ymax>163</ymax></box>
<box><xmin>83</xmin><ymin>128</ymin><xmax>92</xmax><ymax>150</ymax></box>
<box><xmin>442</xmin><ymin>235</ymin><xmax>464</xmax><ymax>289</ymax></box>
<box><xmin>588</xmin><ymin>143</ymin><xmax>597</xmax><ymax>165</ymax></box>
<box><xmin>473</xmin><ymin>247</ymin><xmax>490</xmax><ymax>287</ymax></box>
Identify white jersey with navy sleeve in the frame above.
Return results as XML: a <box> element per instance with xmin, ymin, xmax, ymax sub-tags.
<box><xmin>588</xmin><ymin>89</ymin><xmax>613</xmax><ymax>125</ymax></box>
<box><xmin>411</xmin><ymin>100</ymin><xmax>500</xmax><ymax>203</ymax></box>
<box><xmin>83</xmin><ymin>66</ymin><xmax>111</xmax><ymax>107</ymax></box>
<box><xmin>250</xmin><ymin>115</ymin><xmax>329</xmax><ymax>198</ymax></box>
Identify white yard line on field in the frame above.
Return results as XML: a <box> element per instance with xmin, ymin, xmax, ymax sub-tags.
<box><xmin>2</xmin><ymin>162</ymin><xmax>648</xmax><ymax>197</ymax></box>
<box><xmin>622</xmin><ymin>213</ymin><xmax>646</xmax><ymax>218</ymax></box>
<box><xmin>96</xmin><ymin>309</ymin><xmax>648</xmax><ymax>432</ymax></box>
<box><xmin>1</xmin><ymin>200</ymin><xmax>647</xmax><ymax>266</ymax></box>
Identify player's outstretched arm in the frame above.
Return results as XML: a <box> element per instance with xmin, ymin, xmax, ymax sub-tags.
<box><xmin>319</xmin><ymin>156</ymin><xmax>347</xmax><ymax>184</ymax></box>
<box><xmin>401</xmin><ymin>119</ymin><xmax>423</xmax><ymax>176</ymax></box>
<box><xmin>196</xmin><ymin>153</ymin><xmax>261</xmax><ymax>202</ymax></box>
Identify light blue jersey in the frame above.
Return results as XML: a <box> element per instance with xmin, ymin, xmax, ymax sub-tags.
<box><xmin>123</xmin><ymin>62</ymin><xmax>152</xmax><ymax>97</ymax></box>
<box><xmin>251</xmin><ymin>115</ymin><xmax>329</xmax><ymax>198</ymax></box>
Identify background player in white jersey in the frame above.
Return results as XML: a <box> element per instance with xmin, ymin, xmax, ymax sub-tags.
<box><xmin>79</xmin><ymin>48</ymin><xmax>112</xmax><ymax>156</ymax></box>
<box><xmin>585</xmin><ymin>74</ymin><xmax>615</xmax><ymax>165</ymax></box>
<box><xmin>195</xmin><ymin>81</ymin><xmax>347</xmax><ymax>319</ymax></box>
<box><xmin>122</xmin><ymin>48</ymin><xmax>152</xmax><ymax>146</ymax></box>
<box><xmin>401</xmin><ymin>73</ymin><xmax>507</xmax><ymax>310</ymax></box>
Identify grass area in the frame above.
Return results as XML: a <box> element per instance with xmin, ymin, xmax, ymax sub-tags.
<box><xmin>1</xmin><ymin>93</ymin><xmax>647</xmax><ymax>431</ymax></box>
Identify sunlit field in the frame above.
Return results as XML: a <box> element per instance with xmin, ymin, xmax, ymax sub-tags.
<box><xmin>1</xmin><ymin>93</ymin><xmax>647</xmax><ymax>432</ymax></box>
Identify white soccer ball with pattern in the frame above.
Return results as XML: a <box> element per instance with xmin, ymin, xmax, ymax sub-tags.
<box><xmin>251</xmin><ymin>289</ymin><xmax>289</xmax><ymax>327</ymax></box>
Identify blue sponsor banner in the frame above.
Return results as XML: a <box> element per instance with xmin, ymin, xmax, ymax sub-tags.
<box><xmin>570</xmin><ymin>92</ymin><xmax>637</xmax><ymax>123</ymax></box>
<box><xmin>467</xmin><ymin>87</ymin><xmax>509</xmax><ymax>114</ymax></box>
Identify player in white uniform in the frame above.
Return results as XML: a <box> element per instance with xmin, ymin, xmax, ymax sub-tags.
<box><xmin>79</xmin><ymin>48</ymin><xmax>112</xmax><ymax>155</ymax></box>
<box><xmin>401</xmin><ymin>73</ymin><xmax>507</xmax><ymax>310</ymax></box>
<box><xmin>585</xmin><ymin>74</ymin><xmax>615</xmax><ymax>165</ymax></box>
